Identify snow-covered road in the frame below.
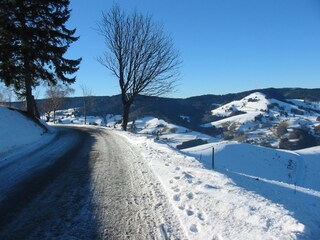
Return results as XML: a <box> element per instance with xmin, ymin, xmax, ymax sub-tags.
<box><xmin>0</xmin><ymin>126</ymin><xmax>185</xmax><ymax>239</ymax></box>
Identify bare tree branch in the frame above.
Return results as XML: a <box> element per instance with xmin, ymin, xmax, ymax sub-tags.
<box><xmin>98</xmin><ymin>4</ymin><xmax>181</xmax><ymax>130</ymax></box>
<box><xmin>42</xmin><ymin>84</ymin><xmax>74</xmax><ymax>123</ymax></box>
<box><xmin>79</xmin><ymin>84</ymin><xmax>93</xmax><ymax>125</ymax></box>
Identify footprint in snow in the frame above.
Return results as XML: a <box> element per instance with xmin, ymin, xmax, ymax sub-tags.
<box><xmin>183</xmin><ymin>172</ymin><xmax>194</xmax><ymax>179</ymax></box>
<box><xmin>196</xmin><ymin>180</ymin><xmax>203</xmax><ymax>185</ymax></box>
<box><xmin>190</xmin><ymin>224</ymin><xmax>198</xmax><ymax>233</ymax></box>
<box><xmin>186</xmin><ymin>209</ymin><xmax>194</xmax><ymax>216</ymax></box>
<box><xmin>186</xmin><ymin>192</ymin><xmax>194</xmax><ymax>200</ymax></box>
<box><xmin>171</xmin><ymin>185</ymin><xmax>180</xmax><ymax>192</ymax></box>
<box><xmin>182</xmin><ymin>172</ymin><xmax>195</xmax><ymax>183</ymax></box>
<box><xmin>204</xmin><ymin>184</ymin><xmax>219</xmax><ymax>190</ymax></box>
<box><xmin>173</xmin><ymin>194</ymin><xmax>181</xmax><ymax>201</ymax></box>
<box><xmin>154</xmin><ymin>203</ymin><xmax>162</xmax><ymax>209</ymax></box>
<box><xmin>197</xmin><ymin>212</ymin><xmax>206</xmax><ymax>221</ymax></box>
<box><xmin>178</xmin><ymin>205</ymin><xmax>185</xmax><ymax>210</ymax></box>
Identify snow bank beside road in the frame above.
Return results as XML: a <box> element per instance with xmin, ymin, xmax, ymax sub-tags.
<box><xmin>116</xmin><ymin>130</ymin><xmax>312</xmax><ymax>240</ymax></box>
<box><xmin>0</xmin><ymin>106</ymin><xmax>51</xmax><ymax>154</ymax></box>
<box><xmin>184</xmin><ymin>141</ymin><xmax>320</xmax><ymax>192</ymax></box>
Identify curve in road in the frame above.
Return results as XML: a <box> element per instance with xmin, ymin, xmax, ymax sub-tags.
<box><xmin>0</xmin><ymin>126</ymin><xmax>186</xmax><ymax>239</ymax></box>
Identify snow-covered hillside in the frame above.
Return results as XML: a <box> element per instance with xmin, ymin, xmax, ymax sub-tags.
<box><xmin>132</xmin><ymin>116</ymin><xmax>215</xmax><ymax>148</ymax></box>
<box><xmin>206</xmin><ymin>92</ymin><xmax>319</xmax><ymax>121</ymax></box>
<box><xmin>0</xmin><ymin>106</ymin><xmax>52</xmax><ymax>154</ymax></box>
<box><xmin>202</xmin><ymin>92</ymin><xmax>320</xmax><ymax>148</ymax></box>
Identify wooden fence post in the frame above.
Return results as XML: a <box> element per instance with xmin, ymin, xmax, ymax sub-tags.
<box><xmin>212</xmin><ymin>147</ymin><xmax>215</xmax><ymax>169</ymax></box>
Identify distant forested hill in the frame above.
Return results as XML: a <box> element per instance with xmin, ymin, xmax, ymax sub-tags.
<box><xmin>11</xmin><ymin>87</ymin><xmax>320</xmax><ymax>129</ymax></box>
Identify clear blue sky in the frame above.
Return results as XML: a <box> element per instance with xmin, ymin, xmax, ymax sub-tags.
<box><xmin>65</xmin><ymin>0</ymin><xmax>320</xmax><ymax>98</ymax></box>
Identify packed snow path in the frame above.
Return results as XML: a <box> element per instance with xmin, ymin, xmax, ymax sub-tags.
<box><xmin>0</xmin><ymin>126</ymin><xmax>185</xmax><ymax>239</ymax></box>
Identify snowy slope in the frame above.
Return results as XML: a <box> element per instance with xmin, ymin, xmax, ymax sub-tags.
<box><xmin>202</xmin><ymin>92</ymin><xmax>320</xmax><ymax>148</ymax></box>
<box><xmin>209</xmin><ymin>92</ymin><xmax>269</xmax><ymax>117</ymax></box>
<box><xmin>119</xmin><ymin>131</ymin><xmax>319</xmax><ymax>239</ymax></box>
<box><xmin>183</xmin><ymin>142</ymin><xmax>320</xmax><ymax>190</ymax></box>
<box><xmin>0</xmin><ymin>106</ymin><xmax>51</xmax><ymax>154</ymax></box>
<box><xmin>132</xmin><ymin>116</ymin><xmax>215</xmax><ymax>148</ymax></box>
<box><xmin>296</xmin><ymin>146</ymin><xmax>320</xmax><ymax>192</ymax></box>
<box><xmin>204</xmin><ymin>92</ymin><xmax>318</xmax><ymax>128</ymax></box>
<box><xmin>287</xmin><ymin>99</ymin><xmax>320</xmax><ymax>112</ymax></box>
<box><xmin>213</xmin><ymin>92</ymin><xmax>318</xmax><ymax>117</ymax></box>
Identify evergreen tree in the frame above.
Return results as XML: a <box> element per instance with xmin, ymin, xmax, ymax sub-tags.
<box><xmin>0</xmin><ymin>0</ymin><xmax>81</xmax><ymax>117</ymax></box>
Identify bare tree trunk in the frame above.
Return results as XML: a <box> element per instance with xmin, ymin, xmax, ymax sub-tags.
<box><xmin>45</xmin><ymin>113</ymin><xmax>50</xmax><ymax>122</ymax></box>
<box><xmin>24</xmin><ymin>71</ymin><xmax>34</xmax><ymax>116</ymax></box>
<box><xmin>21</xmin><ymin>1</ymin><xmax>36</xmax><ymax>118</ymax></box>
<box><xmin>32</xmin><ymin>95</ymin><xmax>40</xmax><ymax>118</ymax></box>
<box><xmin>79</xmin><ymin>85</ymin><xmax>92</xmax><ymax>125</ymax></box>
<box><xmin>121</xmin><ymin>103</ymin><xmax>131</xmax><ymax>131</ymax></box>
<box><xmin>84</xmin><ymin>102</ymin><xmax>87</xmax><ymax>125</ymax></box>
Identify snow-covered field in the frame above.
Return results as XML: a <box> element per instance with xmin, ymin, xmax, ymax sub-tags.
<box><xmin>2</xmin><ymin>104</ymin><xmax>320</xmax><ymax>239</ymax></box>
<box><xmin>119</xmin><ymin>130</ymin><xmax>320</xmax><ymax>239</ymax></box>
<box><xmin>42</xmin><ymin>105</ymin><xmax>320</xmax><ymax>239</ymax></box>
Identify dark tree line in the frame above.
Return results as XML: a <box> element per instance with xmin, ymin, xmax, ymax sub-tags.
<box><xmin>0</xmin><ymin>0</ymin><xmax>81</xmax><ymax>117</ymax></box>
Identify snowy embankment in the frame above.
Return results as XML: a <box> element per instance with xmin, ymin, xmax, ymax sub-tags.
<box><xmin>117</xmin><ymin>130</ymin><xmax>320</xmax><ymax>239</ymax></box>
<box><xmin>0</xmin><ymin>106</ymin><xmax>70</xmax><ymax>203</ymax></box>
<box><xmin>0</xmin><ymin>106</ymin><xmax>53</xmax><ymax>155</ymax></box>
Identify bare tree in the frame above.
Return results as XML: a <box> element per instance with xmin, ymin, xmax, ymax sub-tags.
<box><xmin>40</xmin><ymin>100</ymin><xmax>53</xmax><ymax>122</ymax></box>
<box><xmin>98</xmin><ymin>5</ymin><xmax>181</xmax><ymax>130</ymax></box>
<box><xmin>43</xmin><ymin>84</ymin><xmax>74</xmax><ymax>123</ymax></box>
<box><xmin>0</xmin><ymin>85</ymin><xmax>14</xmax><ymax>107</ymax></box>
<box><xmin>0</xmin><ymin>87</ymin><xmax>7</xmax><ymax>105</ymax></box>
<box><xmin>79</xmin><ymin>84</ymin><xmax>93</xmax><ymax>125</ymax></box>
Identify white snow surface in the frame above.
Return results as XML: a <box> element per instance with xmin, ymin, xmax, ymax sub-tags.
<box><xmin>0</xmin><ymin>106</ymin><xmax>52</xmax><ymax>155</ymax></box>
<box><xmin>203</xmin><ymin>92</ymin><xmax>320</xmax><ymax>130</ymax></box>
<box><xmin>3</xmin><ymin>105</ymin><xmax>320</xmax><ymax>239</ymax></box>
<box><xmin>207</xmin><ymin>92</ymin><xmax>314</xmax><ymax>121</ymax></box>
<box><xmin>132</xmin><ymin>116</ymin><xmax>214</xmax><ymax>148</ymax></box>
<box><xmin>118</xmin><ymin>130</ymin><xmax>320</xmax><ymax>240</ymax></box>
<box><xmin>210</xmin><ymin>92</ymin><xmax>269</xmax><ymax>117</ymax></box>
